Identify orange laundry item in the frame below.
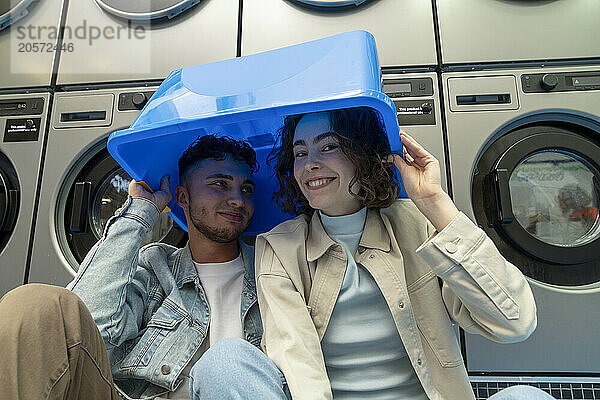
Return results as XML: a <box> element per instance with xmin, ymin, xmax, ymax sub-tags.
<box><xmin>569</xmin><ymin>207</ymin><xmax>599</xmax><ymax>220</ymax></box>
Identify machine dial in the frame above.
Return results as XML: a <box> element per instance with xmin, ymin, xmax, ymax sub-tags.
<box><xmin>540</xmin><ymin>74</ymin><xmax>559</xmax><ymax>91</ymax></box>
<box><xmin>132</xmin><ymin>92</ymin><xmax>148</xmax><ymax>109</ymax></box>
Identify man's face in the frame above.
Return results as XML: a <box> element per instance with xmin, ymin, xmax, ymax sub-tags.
<box><xmin>177</xmin><ymin>156</ymin><xmax>255</xmax><ymax>243</ymax></box>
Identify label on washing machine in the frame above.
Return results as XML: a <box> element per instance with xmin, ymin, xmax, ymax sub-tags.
<box><xmin>394</xmin><ymin>100</ymin><xmax>436</xmax><ymax>126</ymax></box>
<box><xmin>3</xmin><ymin>118</ymin><xmax>41</xmax><ymax>142</ymax></box>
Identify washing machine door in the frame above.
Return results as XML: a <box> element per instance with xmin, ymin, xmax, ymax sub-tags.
<box><xmin>0</xmin><ymin>0</ymin><xmax>37</xmax><ymax>30</ymax></box>
<box><xmin>0</xmin><ymin>152</ymin><xmax>19</xmax><ymax>251</ymax></box>
<box><xmin>291</xmin><ymin>0</ymin><xmax>370</xmax><ymax>7</ymax></box>
<box><xmin>94</xmin><ymin>0</ymin><xmax>202</xmax><ymax>21</ymax></box>
<box><xmin>472</xmin><ymin>124</ymin><xmax>600</xmax><ymax>286</ymax></box>
<box><xmin>65</xmin><ymin>148</ymin><xmax>187</xmax><ymax>264</ymax></box>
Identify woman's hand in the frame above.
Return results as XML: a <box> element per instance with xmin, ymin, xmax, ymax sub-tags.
<box><xmin>128</xmin><ymin>175</ymin><xmax>172</xmax><ymax>212</ymax></box>
<box><xmin>388</xmin><ymin>131</ymin><xmax>459</xmax><ymax>231</ymax></box>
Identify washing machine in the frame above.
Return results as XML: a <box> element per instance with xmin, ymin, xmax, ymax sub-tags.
<box><xmin>442</xmin><ymin>64</ymin><xmax>600</xmax><ymax>376</ymax></box>
<box><xmin>27</xmin><ymin>85</ymin><xmax>187</xmax><ymax>288</ymax></box>
<box><xmin>435</xmin><ymin>0</ymin><xmax>600</xmax><ymax>64</ymax></box>
<box><xmin>0</xmin><ymin>0</ymin><xmax>64</xmax><ymax>89</ymax></box>
<box><xmin>0</xmin><ymin>91</ymin><xmax>50</xmax><ymax>297</ymax></box>
<box><xmin>382</xmin><ymin>71</ymin><xmax>448</xmax><ymax>192</ymax></box>
<box><xmin>241</xmin><ymin>0</ymin><xmax>437</xmax><ymax>67</ymax></box>
<box><xmin>56</xmin><ymin>0</ymin><xmax>239</xmax><ymax>85</ymax></box>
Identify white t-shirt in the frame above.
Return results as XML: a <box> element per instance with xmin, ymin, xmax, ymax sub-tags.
<box><xmin>194</xmin><ymin>253</ymin><xmax>245</xmax><ymax>346</ymax></box>
<box><xmin>160</xmin><ymin>254</ymin><xmax>245</xmax><ymax>399</ymax></box>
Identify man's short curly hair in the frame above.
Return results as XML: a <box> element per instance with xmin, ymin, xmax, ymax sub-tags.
<box><xmin>268</xmin><ymin>107</ymin><xmax>401</xmax><ymax>215</ymax></box>
<box><xmin>178</xmin><ymin>134</ymin><xmax>258</xmax><ymax>184</ymax></box>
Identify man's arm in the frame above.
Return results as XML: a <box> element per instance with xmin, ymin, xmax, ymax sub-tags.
<box><xmin>67</xmin><ymin>176</ymin><xmax>172</xmax><ymax>352</ymax></box>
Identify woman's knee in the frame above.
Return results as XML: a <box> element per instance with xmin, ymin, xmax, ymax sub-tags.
<box><xmin>490</xmin><ymin>385</ymin><xmax>555</xmax><ymax>399</ymax></box>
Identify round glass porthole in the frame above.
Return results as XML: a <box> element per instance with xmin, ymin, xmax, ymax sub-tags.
<box><xmin>0</xmin><ymin>0</ymin><xmax>37</xmax><ymax>31</ymax></box>
<box><xmin>91</xmin><ymin>166</ymin><xmax>174</xmax><ymax>245</ymax></box>
<box><xmin>509</xmin><ymin>150</ymin><xmax>600</xmax><ymax>248</ymax></box>
<box><xmin>95</xmin><ymin>0</ymin><xmax>201</xmax><ymax>21</ymax></box>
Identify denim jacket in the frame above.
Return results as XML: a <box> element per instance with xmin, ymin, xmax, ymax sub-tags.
<box><xmin>68</xmin><ymin>197</ymin><xmax>262</xmax><ymax>399</ymax></box>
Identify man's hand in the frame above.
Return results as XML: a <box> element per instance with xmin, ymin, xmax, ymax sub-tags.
<box><xmin>128</xmin><ymin>175</ymin><xmax>172</xmax><ymax>212</ymax></box>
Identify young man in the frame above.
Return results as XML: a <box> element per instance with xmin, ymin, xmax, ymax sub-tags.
<box><xmin>0</xmin><ymin>135</ymin><xmax>289</xmax><ymax>400</ymax></box>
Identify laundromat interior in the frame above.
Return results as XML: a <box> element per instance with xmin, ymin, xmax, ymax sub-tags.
<box><xmin>1</xmin><ymin>1</ymin><xmax>600</xmax><ymax>399</ymax></box>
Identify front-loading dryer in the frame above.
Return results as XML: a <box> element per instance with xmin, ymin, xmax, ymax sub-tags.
<box><xmin>435</xmin><ymin>0</ymin><xmax>600</xmax><ymax>64</ymax></box>
<box><xmin>442</xmin><ymin>65</ymin><xmax>600</xmax><ymax>378</ymax></box>
<box><xmin>241</xmin><ymin>0</ymin><xmax>437</xmax><ymax>67</ymax></box>
<box><xmin>27</xmin><ymin>85</ymin><xmax>186</xmax><ymax>287</ymax></box>
<box><xmin>0</xmin><ymin>0</ymin><xmax>64</xmax><ymax>89</ymax></box>
<box><xmin>0</xmin><ymin>91</ymin><xmax>50</xmax><ymax>296</ymax></box>
<box><xmin>56</xmin><ymin>0</ymin><xmax>239</xmax><ymax>85</ymax></box>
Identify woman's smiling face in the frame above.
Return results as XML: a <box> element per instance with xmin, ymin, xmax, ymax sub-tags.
<box><xmin>292</xmin><ymin>112</ymin><xmax>361</xmax><ymax>216</ymax></box>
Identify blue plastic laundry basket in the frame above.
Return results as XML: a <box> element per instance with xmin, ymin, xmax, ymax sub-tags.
<box><xmin>108</xmin><ymin>30</ymin><xmax>404</xmax><ymax>235</ymax></box>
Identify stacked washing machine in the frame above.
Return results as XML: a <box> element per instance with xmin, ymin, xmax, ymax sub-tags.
<box><xmin>0</xmin><ymin>0</ymin><xmax>64</xmax><ymax>297</ymax></box>
<box><xmin>435</xmin><ymin>0</ymin><xmax>600</xmax><ymax>396</ymax></box>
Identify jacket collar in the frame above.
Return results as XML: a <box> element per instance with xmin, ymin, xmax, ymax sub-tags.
<box><xmin>359</xmin><ymin>208</ymin><xmax>391</xmax><ymax>253</ymax></box>
<box><xmin>306</xmin><ymin>208</ymin><xmax>390</xmax><ymax>262</ymax></box>
<box><xmin>172</xmin><ymin>240</ymin><xmax>256</xmax><ymax>289</ymax></box>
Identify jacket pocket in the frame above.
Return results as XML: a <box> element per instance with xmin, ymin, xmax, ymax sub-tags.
<box><xmin>119</xmin><ymin>303</ymin><xmax>187</xmax><ymax>370</ymax></box>
<box><xmin>410</xmin><ymin>275</ymin><xmax>463</xmax><ymax>368</ymax></box>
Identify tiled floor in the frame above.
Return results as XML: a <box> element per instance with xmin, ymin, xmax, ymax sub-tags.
<box><xmin>472</xmin><ymin>382</ymin><xmax>600</xmax><ymax>399</ymax></box>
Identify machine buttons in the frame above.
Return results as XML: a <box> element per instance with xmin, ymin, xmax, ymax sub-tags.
<box><xmin>0</xmin><ymin>98</ymin><xmax>44</xmax><ymax>117</ymax></box>
<box><xmin>421</xmin><ymin>103</ymin><xmax>432</xmax><ymax>114</ymax></box>
<box><xmin>132</xmin><ymin>92</ymin><xmax>148</xmax><ymax>109</ymax></box>
<box><xmin>118</xmin><ymin>91</ymin><xmax>155</xmax><ymax>111</ymax></box>
<box><xmin>540</xmin><ymin>74</ymin><xmax>559</xmax><ymax>91</ymax></box>
<box><xmin>522</xmin><ymin>71</ymin><xmax>600</xmax><ymax>93</ymax></box>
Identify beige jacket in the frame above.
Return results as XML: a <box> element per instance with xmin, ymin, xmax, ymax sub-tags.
<box><xmin>255</xmin><ymin>199</ymin><xmax>537</xmax><ymax>400</ymax></box>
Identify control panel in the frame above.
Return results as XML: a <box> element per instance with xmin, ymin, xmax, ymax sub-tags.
<box><xmin>522</xmin><ymin>71</ymin><xmax>600</xmax><ymax>93</ymax></box>
<box><xmin>0</xmin><ymin>98</ymin><xmax>44</xmax><ymax>117</ymax></box>
<box><xmin>118</xmin><ymin>91</ymin><xmax>155</xmax><ymax>111</ymax></box>
<box><xmin>383</xmin><ymin>77</ymin><xmax>436</xmax><ymax>126</ymax></box>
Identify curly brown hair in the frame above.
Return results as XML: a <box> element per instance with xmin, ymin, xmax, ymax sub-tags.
<box><xmin>178</xmin><ymin>134</ymin><xmax>258</xmax><ymax>184</ymax></box>
<box><xmin>268</xmin><ymin>107</ymin><xmax>401</xmax><ymax>215</ymax></box>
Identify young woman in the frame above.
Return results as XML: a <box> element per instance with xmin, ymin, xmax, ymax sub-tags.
<box><xmin>255</xmin><ymin>107</ymin><xmax>554</xmax><ymax>400</ymax></box>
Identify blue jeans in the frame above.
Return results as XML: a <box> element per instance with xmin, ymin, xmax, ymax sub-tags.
<box><xmin>189</xmin><ymin>338</ymin><xmax>291</xmax><ymax>400</ymax></box>
<box><xmin>189</xmin><ymin>338</ymin><xmax>554</xmax><ymax>400</ymax></box>
<box><xmin>488</xmin><ymin>385</ymin><xmax>556</xmax><ymax>399</ymax></box>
